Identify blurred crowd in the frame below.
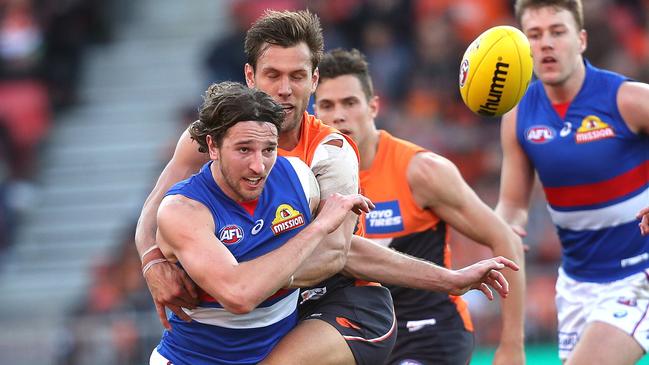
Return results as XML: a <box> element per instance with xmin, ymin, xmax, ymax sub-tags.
<box><xmin>3</xmin><ymin>0</ymin><xmax>641</xmax><ymax>363</ymax></box>
<box><xmin>0</xmin><ymin>0</ymin><xmax>116</xmax><ymax>251</ymax></box>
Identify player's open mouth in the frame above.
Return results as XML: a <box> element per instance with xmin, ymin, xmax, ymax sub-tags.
<box><xmin>338</xmin><ymin>129</ymin><xmax>352</xmax><ymax>136</ymax></box>
<box><xmin>244</xmin><ymin>177</ymin><xmax>262</xmax><ymax>187</ymax></box>
<box><xmin>281</xmin><ymin>104</ymin><xmax>294</xmax><ymax>113</ymax></box>
<box><xmin>541</xmin><ymin>56</ymin><xmax>557</xmax><ymax>64</ymax></box>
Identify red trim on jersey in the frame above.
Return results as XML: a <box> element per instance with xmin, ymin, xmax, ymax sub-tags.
<box><xmin>239</xmin><ymin>199</ymin><xmax>258</xmax><ymax>216</ymax></box>
<box><xmin>552</xmin><ymin>101</ymin><xmax>571</xmax><ymax>119</ymax></box>
<box><xmin>544</xmin><ymin>160</ymin><xmax>649</xmax><ymax>207</ymax></box>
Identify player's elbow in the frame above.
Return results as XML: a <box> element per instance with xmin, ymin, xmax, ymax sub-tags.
<box><xmin>329</xmin><ymin>250</ymin><xmax>347</xmax><ymax>274</ymax></box>
<box><xmin>217</xmin><ymin>284</ymin><xmax>267</xmax><ymax>314</ymax></box>
<box><xmin>222</xmin><ymin>302</ymin><xmax>255</xmax><ymax>315</ymax></box>
<box><xmin>219</xmin><ymin>292</ymin><xmax>259</xmax><ymax>314</ymax></box>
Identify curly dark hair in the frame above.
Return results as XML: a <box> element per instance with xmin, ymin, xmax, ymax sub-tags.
<box><xmin>189</xmin><ymin>82</ymin><xmax>284</xmax><ymax>152</ymax></box>
<box><xmin>318</xmin><ymin>48</ymin><xmax>374</xmax><ymax>101</ymax></box>
<box><xmin>244</xmin><ymin>9</ymin><xmax>324</xmax><ymax>72</ymax></box>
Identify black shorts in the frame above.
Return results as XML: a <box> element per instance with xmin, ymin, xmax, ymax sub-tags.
<box><xmin>387</xmin><ymin>321</ymin><xmax>474</xmax><ymax>365</ymax></box>
<box><xmin>299</xmin><ymin>284</ymin><xmax>397</xmax><ymax>365</ymax></box>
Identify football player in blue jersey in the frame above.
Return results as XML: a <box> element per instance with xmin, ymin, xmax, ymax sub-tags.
<box><xmin>149</xmin><ymin>81</ymin><xmax>374</xmax><ymax>365</ymax></box>
<box><xmin>497</xmin><ymin>1</ymin><xmax>649</xmax><ymax>364</ymax></box>
<box><xmin>137</xmin><ymin>10</ymin><xmax>520</xmax><ymax>365</ymax></box>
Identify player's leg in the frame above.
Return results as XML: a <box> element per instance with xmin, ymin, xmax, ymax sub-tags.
<box><xmin>149</xmin><ymin>347</ymin><xmax>173</xmax><ymax>365</ymax></box>
<box><xmin>261</xmin><ymin>318</ymin><xmax>355</xmax><ymax>365</ymax></box>
<box><xmin>555</xmin><ymin>269</ymin><xmax>591</xmax><ymax>363</ymax></box>
<box><xmin>565</xmin><ymin>270</ymin><xmax>649</xmax><ymax>365</ymax></box>
<box><xmin>263</xmin><ymin>284</ymin><xmax>396</xmax><ymax>365</ymax></box>
<box><xmin>566</xmin><ymin>321</ymin><xmax>643</xmax><ymax>365</ymax></box>
<box><xmin>387</xmin><ymin>324</ymin><xmax>474</xmax><ymax>365</ymax></box>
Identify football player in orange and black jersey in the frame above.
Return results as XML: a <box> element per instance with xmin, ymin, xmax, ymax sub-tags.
<box><xmin>315</xmin><ymin>48</ymin><xmax>526</xmax><ymax>365</ymax></box>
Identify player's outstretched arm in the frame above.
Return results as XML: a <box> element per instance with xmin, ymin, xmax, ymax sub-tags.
<box><xmin>342</xmin><ymin>236</ymin><xmax>518</xmax><ymax>297</ymax></box>
<box><xmin>135</xmin><ymin>129</ymin><xmax>208</xmax><ymax>329</ymax></box>
<box><xmin>407</xmin><ymin>150</ymin><xmax>526</xmax><ymax>365</ymax></box>
<box><xmin>157</xmin><ymin>192</ymin><xmax>373</xmax><ymax>314</ymax></box>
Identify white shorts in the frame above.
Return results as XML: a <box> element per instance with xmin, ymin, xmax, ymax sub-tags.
<box><xmin>150</xmin><ymin>347</ymin><xmax>172</xmax><ymax>365</ymax></box>
<box><xmin>556</xmin><ymin>268</ymin><xmax>649</xmax><ymax>360</ymax></box>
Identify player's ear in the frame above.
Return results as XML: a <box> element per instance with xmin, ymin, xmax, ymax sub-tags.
<box><xmin>578</xmin><ymin>29</ymin><xmax>587</xmax><ymax>54</ymax></box>
<box><xmin>244</xmin><ymin>64</ymin><xmax>255</xmax><ymax>88</ymax></box>
<box><xmin>206</xmin><ymin>135</ymin><xmax>219</xmax><ymax>160</ymax></box>
<box><xmin>369</xmin><ymin>95</ymin><xmax>379</xmax><ymax>119</ymax></box>
<box><xmin>311</xmin><ymin>67</ymin><xmax>319</xmax><ymax>93</ymax></box>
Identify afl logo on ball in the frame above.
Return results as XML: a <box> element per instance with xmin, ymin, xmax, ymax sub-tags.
<box><xmin>459</xmin><ymin>59</ymin><xmax>469</xmax><ymax>88</ymax></box>
<box><xmin>219</xmin><ymin>225</ymin><xmax>244</xmax><ymax>245</ymax></box>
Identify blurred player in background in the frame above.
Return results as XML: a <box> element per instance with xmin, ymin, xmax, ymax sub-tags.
<box><xmin>150</xmin><ymin>81</ymin><xmax>374</xmax><ymax>365</ymax></box>
<box><xmin>497</xmin><ymin>1</ymin><xmax>649</xmax><ymax>364</ymax></box>
<box><xmin>315</xmin><ymin>48</ymin><xmax>526</xmax><ymax>365</ymax></box>
<box><xmin>136</xmin><ymin>9</ymin><xmax>519</xmax><ymax>365</ymax></box>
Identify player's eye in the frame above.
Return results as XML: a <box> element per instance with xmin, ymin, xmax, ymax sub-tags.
<box><xmin>527</xmin><ymin>33</ymin><xmax>540</xmax><ymax>40</ymax></box>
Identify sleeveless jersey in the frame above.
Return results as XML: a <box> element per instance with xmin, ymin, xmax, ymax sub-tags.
<box><xmin>516</xmin><ymin>60</ymin><xmax>649</xmax><ymax>282</ymax></box>
<box><xmin>279</xmin><ymin>112</ymin><xmax>359</xmax><ymax>166</ymax></box>
<box><xmin>156</xmin><ymin>157</ymin><xmax>313</xmax><ymax>365</ymax></box>
<box><xmin>358</xmin><ymin>130</ymin><xmax>473</xmax><ymax>331</ymax></box>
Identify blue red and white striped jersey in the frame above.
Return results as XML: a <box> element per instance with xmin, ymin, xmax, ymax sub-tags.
<box><xmin>156</xmin><ymin>156</ymin><xmax>313</xmax><ymax>365</ymax></box>
<box><xmin>516</xmin><ymin>60</ymin><xmax>649</xmax><ymax>282</ymax></box>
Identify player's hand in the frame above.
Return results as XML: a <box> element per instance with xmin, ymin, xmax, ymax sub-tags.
<box><xmin>449</xmin><ymin>256</ymin><xmax>519</xmax><ymax>300</ymax></box>
<box><xmin>143</xmin><ymin>261</ymin><xmax>199</xmax><ymax>330</ymax></box>
<box><xmin>493</xmin><ymin>342</ymin><xmax>525</xmax><ymax>365</ymax></box>
<box><xmin>637</xmin><ymin>207</ymin><xmax>649</xmax><ymax>236</ymax></box>
<box><xmin>315</xmin><ymin>193</ymin><xmax>375</xmax><ymax>233</ymax></box>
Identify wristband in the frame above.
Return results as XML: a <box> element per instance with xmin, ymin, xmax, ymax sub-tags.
<box><xmin>141</xmin><ymin>245</ymin><xmax>166</xmax><ymax>267</ymax></box>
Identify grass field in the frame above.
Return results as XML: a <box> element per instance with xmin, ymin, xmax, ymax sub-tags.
<box><xmin>472</xmin><ymin>344</ymin><xmax>649</xmax><ymax>364</ymax></box>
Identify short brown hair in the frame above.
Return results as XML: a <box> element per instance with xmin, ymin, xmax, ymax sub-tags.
<box><xmin>515</xmin><ymin>0</ymin><xmax>584</xmax><ymax>30</ymax></box>
<box><xmin>318</xmin><ymin>48</ymin><xmax>374</xmax><ymax>101</ymax></box>
<box><xmin>190</xmin><ymin>82</ymin><xmax>284</xmax><ymax>152</ymax></box>
<box><xmin>244</xmin><ymin>10</ymin><xmax>324</xmax><ymax>72</ymax></box>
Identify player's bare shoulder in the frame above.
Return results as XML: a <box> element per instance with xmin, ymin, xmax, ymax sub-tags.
<box><xmin>407</xmin><ymin>151</ymin><xmax>464</xmax><ymax>208</ymax></box>
<box><xmin>617</xmin><ymin>81</ymin><xmax>649</xmax><ymax>134</ymax></box>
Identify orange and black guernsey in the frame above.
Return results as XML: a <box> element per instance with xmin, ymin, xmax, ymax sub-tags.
<box><xmin>359</xmin><ymin>130</ymin><xmax>473</xmax><ymax>331</ymax></box>
<box><xmin>279</xmin><ymin>112</ymin><xmax>358</xmax><ymax>167</ymax></box>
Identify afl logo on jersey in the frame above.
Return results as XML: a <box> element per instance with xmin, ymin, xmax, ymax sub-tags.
<box><xmin>219</xmin><ymin>225</ymin><xmax>244</xmax><ymax>245</ymax></box>
<box><xmin>271</xmin><ymin>204</ymin><xmax>305</xmax><ymax>236</ymax></box>
<box><xmin>525</xmin><ymin>125</ymin><xmax>555</xmax><ymax>144</ymax></box>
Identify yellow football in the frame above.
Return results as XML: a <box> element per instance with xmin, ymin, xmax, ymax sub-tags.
<box><xmin>459</xmin><ymin>25</ymin><xmax>533</xmax><ymax>117</ymax></box>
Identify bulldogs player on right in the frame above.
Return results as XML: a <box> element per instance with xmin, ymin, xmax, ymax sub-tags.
<box><xmin>498</xmin><ymin>1</ymin><xmax>649</xmax><ymax>364</ymax></box>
